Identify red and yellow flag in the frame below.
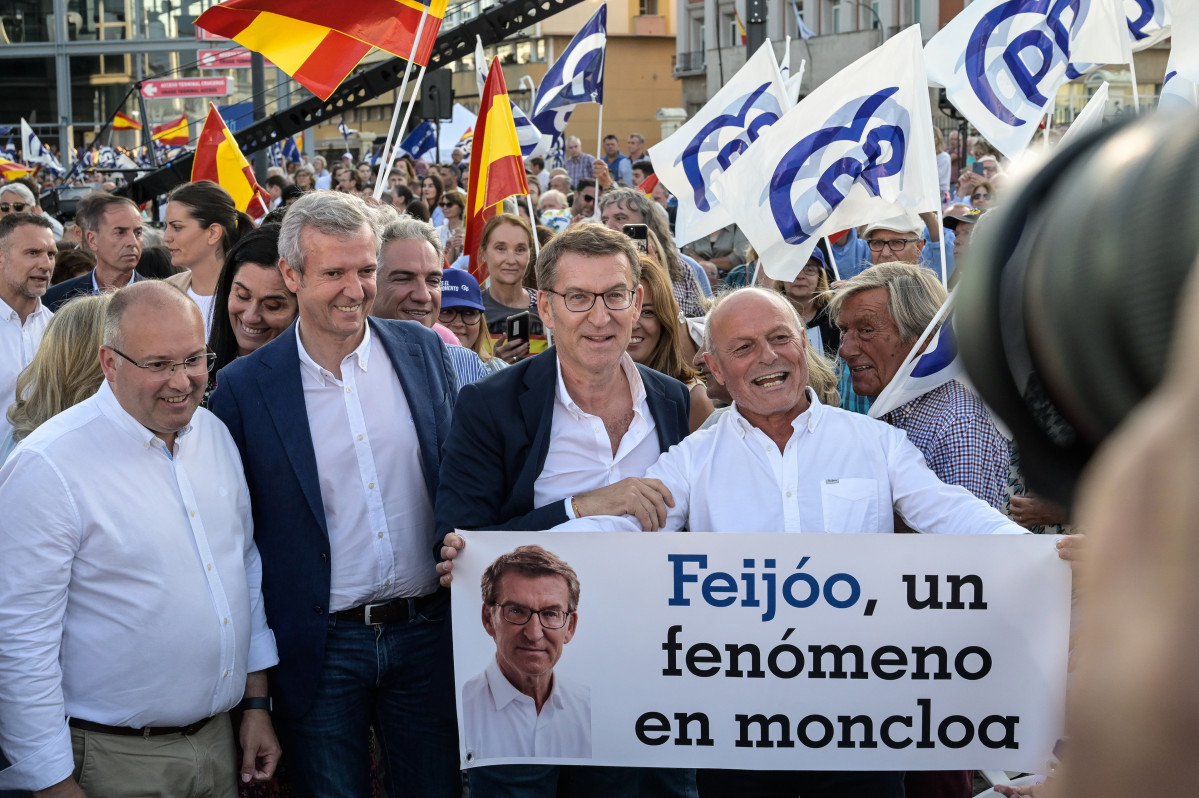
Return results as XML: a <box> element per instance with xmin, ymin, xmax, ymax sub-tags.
<box><xmin>464</xmin><ymin>58</ymin><xmax>529</xmax><ymax>284</ymax></box>
<box><xmin>735</xmin><ymin>8</ymin><xmax>747</xmax><ymax>44</ymax></box>
<box><xmin>192</xmin><ymin>103</ymin><xmax>272</xmax><ymax>220</ymax></box>
<box><xmin>0</xmin><ymin>158</ymin><xmax>34</xmax><ymax>179</ymax></box>
<box><xmin>195</xmin><ymin>0</ymin><xmax>448</xmax><ymax>101</ymax></box>
<box><xmin>637</xmin><ymin>173</ymin><xmax>659</xmax><ymax>195</ymax></box>
<box><xmin>113</xmin><ymin>111</ymin><xmax>143</xmax><ymax>131</ymax></box>
<box><xmin>152</xmin><ymin>115</ymin><xmax>190</xmax><ymax>146</ymax></box>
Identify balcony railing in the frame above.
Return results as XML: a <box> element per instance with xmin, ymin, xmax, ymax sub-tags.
<box><xmin>672</xmin><ymin>50</ymin><xmax>705</xmax><ymax>76</ymax></box>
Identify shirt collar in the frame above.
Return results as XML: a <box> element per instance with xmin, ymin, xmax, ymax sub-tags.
<box><xmin>295</xmin><ymin>319</ymin><xmax>373</xmax><ymax>385</ymax></box>
<box><xmin>93</xmin><ymin>379</ymin><xmax>194</xmax><ymax>452</ymax></box>
<box><xmin>554</xmin><ymin>352</ymin><xmax>647</xmax><ymax>420</ymax></box>
<box><xmin>484</xmin><ymin>656</ymin><xmax>566</xmax><ymax>712</ymax></box>
<box><xmin>728</xmin><ymin>386</ymin><xmax>823</xmax><ymax>439</ymax></box>
<box><xmin>0</xmin><ymin>294</ymin><xmax>51</xmax><ymax>324</ymax></box>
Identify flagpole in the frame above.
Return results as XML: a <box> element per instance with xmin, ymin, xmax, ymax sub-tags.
<box><xmin>525</xmin><ymin>194</ymin><xmax>541</xmax><ymax>257</ymax></box>
<box><xmin>1043</xmin><ymin>111</ymin><xmax>1051</xmax><ymax>147</ymax></box>
<box><xmin>823</xmin><ymin>236</ymin><xmax>841</xmax><ymax>282</ymax></box>
<box><xmin>1128</xmin><ymin>52</ymin><xmax>1141</xmax><ymax>112</ymax></box>
<box><xmin>375</xmin><ymin>4</ymin><xmax>432</xmax><ymax>200</ymax></box>
<box><xmin>935</xmin><ymin>207</ymin><xmax>948</xmax><ymax>285</ymax></box>
<box><xmin>594</xmin><ymin>101</ymin><xmax>604</xmax><ymax>219</ymax></box>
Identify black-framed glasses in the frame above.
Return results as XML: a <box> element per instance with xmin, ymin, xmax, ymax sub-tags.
<box><xmin>0</xmin><ymin>202</ymin><xmax>28</xmax><ymax>212</ymax></box>
<box><xmin>439</xmin><ymin>201</ymin><xmax>456</xmax><ymax>208</ymax></box>
<box><xmin>544</xmin><ymin>288</ymin><xmax>634</xmax><ymax>313</ymax></box>
<box><xmin>110</xmin><ymin>348</ymin><xmax>216</xmax><ymax>381</ymax></box>
<box><xmin>491</xmin><ymin>602</ymin><xmax>572</xmax><ymax>629</ymax></box>
<box><xmin>438</xmin><ymin>307</ymin><xmax>481</xmax><ymax>325</ymax></box>
<box><xmin>865</xmin><ymin>238</ymin><xmax>921</xmax><ymax>252</ymax></box>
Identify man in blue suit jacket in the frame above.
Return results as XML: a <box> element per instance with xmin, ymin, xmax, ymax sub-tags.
<box><xmin>436</xmin><ymin>224</ymin><xmax>695</xmax><ymax>798</ymax></box>
<box><xmin>209</xmin><ymin>193</ymin><xmax>459</xmax><ymax>798</ymax></box>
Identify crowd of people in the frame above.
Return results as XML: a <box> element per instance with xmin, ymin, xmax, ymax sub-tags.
<box><xmin>0</xmin><ymin>125</ymin><xmax>1074</xmax><ymax>798</ymax></box>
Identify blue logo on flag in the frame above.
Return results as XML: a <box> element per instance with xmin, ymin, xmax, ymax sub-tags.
<box><xmin>1127</xmin><ymin>0</ymin><xmax>1165</xmax><ymax>41</ymax></box>
<box><xmin>676</xmin><ymin>83</ymin><xmax>783</xmax><ymax>213</ymax></box>
<box><xmin>766</xmin><ymin>88</ymin><xmax>909</xmax><ymax>246</ymax></box>
<box><xmin>964</xmin><ymin>0</ymin><xmax>1082</xmax><ymax>128</ymax></box>
<box><xmin>910</xmin><ymin>313</ymin><xmax>958</xmax><ymax>378</ymax></box>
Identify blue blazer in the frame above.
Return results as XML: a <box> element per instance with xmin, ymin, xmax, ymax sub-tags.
<box><xmin>435</xmin><ymin>347</ymin><xmax>690</xmax><ymax>539</ymax></box>
<box><xmin>208</xmin><ymin>318</ymin><xmax>456</xmax><ymax>720</ymax></box>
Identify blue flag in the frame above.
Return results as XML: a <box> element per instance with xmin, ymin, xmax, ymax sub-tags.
<box><xmin>281</xmin><ymin>136</ymin><xmax>302</xmax><ymax>164</ymax></box>
<box><xmin>399</xmin><ymin>121</ymin><xmax>437</xmax><ymax>160</ymax></box>
<box><xmin>532</xmin><ymin>4</ymin><xmax>607</xmax><ymax>117</ymax></box>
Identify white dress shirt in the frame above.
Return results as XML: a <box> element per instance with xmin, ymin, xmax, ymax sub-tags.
<box><xmin>462</xmin><ymin>657</ymin><xmax>592</xmax><ymax>761</ymax></box>
<box><xmin>534</xmin><ymin>353</ymin><xmax>660</xmax><ymax>519</ymax></box>
<box><xmin>557</xmin><ymin>389</ymin><xmax>1025</xmax><ymax>536</ymax></box>
<box><xmin>0</xmin><ymin>295</ymin><xmax>52</xmax><ymax>444</ymax></box>
<box><xmin>0</xmin><ymin>382</ymin><xmax>277</xmax><ymax>792</ymax></box>
<box><xmin>296</xmin><ymin>322</ymin><xmax>438</xmax><ymax>611</ymax></box>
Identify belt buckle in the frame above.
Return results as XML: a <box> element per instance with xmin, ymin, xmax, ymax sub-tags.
<box><xmin>363</xmin><ymin>601</ymin><xmax>381</xmax><ymax>625</ymax></box>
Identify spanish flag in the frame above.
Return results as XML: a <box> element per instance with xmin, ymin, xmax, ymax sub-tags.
<box><xmin>192</xmin><ymin>103</ymin><xmax>272</xmax><ymax>220</ymax></box>
<box><xmin>112</xmin><ymin>111</ymin><xmax>143</xmax><ymax>131</ymax></box>
<box><xmin>464</xmin><ymin>58</ymin><xmax>529</xmax><ymax>284</ymax></box>
<box><xmin>735</xmin><ymin>8</ymin><xmax>747</xmax><ymax>44</ymax></box>
<box><xmin>0</xmin><ymin>158</ymin><xmax>34</xmax><ymax>179</ymax></box>
<box><xmin>637</xmin><ymin>173</ymin><xmax>658</xmax><ymax>195</ymax></box>
<box><xmin>195</xmin><ymin>0</ymin><xmax>448</xmax><ymax>101</ymax></box>
<box><xmin>152</xmin><ymin>115</ymin><xmax>190</xmax><ymax>146</ymax></box>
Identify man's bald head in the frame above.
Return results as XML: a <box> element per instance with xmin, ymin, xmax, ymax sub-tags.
<box><xmin>103</xmin><ymin>280</ymin><xmax>202</xmax><ymax>351</ymax></box>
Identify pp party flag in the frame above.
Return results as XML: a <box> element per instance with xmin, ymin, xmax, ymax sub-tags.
<box><xmin>868</xmin><ymin>293</ymin><xmax>962</xmax><ymax>419</ymax></box>
<box><xmin>1126</xmin><ymin>0</ymin><xmax>1171</xmax><ymax>49</ymax></box>
<box><xmin>0</xmin><ymin>140</ymin><xmax>15</xmax><ymax>161</ymax></box>
<box><xmin>20</xmin><ymin>119</ymin><xmax>63</xmax><ymax>173</ymax></box>
<box><xmin>926</xmin><ymin>0</ymin><xmax>1131</xmax><ymax>159</ymax></box>
<box><xmin>112</xmin><ymin>111</ymin><xmax>143</xmax><ymax>131</ymax></box>
<box><xmin>152</xmin><ymin>114</ymin><xmax>190</xmax><ymax>146</ymax></box>
<box><xmin>1058</xmin><ymin>82</ymin><xmax>1110</xmax><ymax>148</ymax></box>
<box><xmin>793</xmin><ymin>1</ymin><xmax>817</xmax><ymax>39</ymax></box>
<box><xmin>400</xmin><ymin>120</ymin><xmax>437</xmax><ymax>159</ymax></box>
<box><xmin>195</xmin><ymin>0</ymin><xmax>448</xmax><ymax>101</ymax></box>
<box><xmin>192</xmin><ymin>103</ymin><xmax>272</xmax><ymax>220</ymax></box>
<box><xmin>475</xmin><ymin>36</ymin><xmax>545</xmax><ymax>158</ymax></box>
<box><xmin>0</xmin><ymin>158</ymin><xmax>34</xmax><ymax>179</ymax></box>
<box><xmin>711</xmin><ymin>25</ymin><xmax>939</xmax><ymax>282</ymax></box>
<box><xmin>648</xmin><ymin>41</ymin><xmax>791</xmax><ymax>247</ymax></box>
<box><xmin>532</xmin><ymin>4</ymin><xmax>607</xmax><ymax>117</ymax></box>
<box><xmin>465</xmin><ymin>58</ymin><xmax>530</xmax><ymax>283</ymax></box>
<box><xmin>281</xmin><ymin>136</ymin><xmax>303</xmax><ymax>164</ymax></box>
<box><xmin>530</xmin><ymin>105</ymin><xmax>575</xmax><ymax>167</ymax></box>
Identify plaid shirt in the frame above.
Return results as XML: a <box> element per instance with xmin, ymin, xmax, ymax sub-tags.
<box><xmin>564</xmin><ymin>153</ymin><xmax>596</xmax><ymax>188</ymax></box>
<box><xmin>881</xmin><ymin>379</ymin><xmax>1010</xmax><ymax>509</ymax></box>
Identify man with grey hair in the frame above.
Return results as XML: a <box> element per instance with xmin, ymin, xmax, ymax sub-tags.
<box><xmin>43</xmin><ymin>193</ymin><xmax>143</xmax><ymax>311</ymax></box>
<box><xmin>0</xmin><ymin>281</ymin><xmax>280</xmax><ymax>796</ymax></box>
<box><xmin>209</xmin><ymin>191</ymin><xmax>461</xmax><ymax>797</ymax></box>
<box><xmin>372</xmin><ymin>215</ymin><xmax>489</xmax><ymax>385</ymax></box>
<box><xmin>828</xmin><ymin>261</ymin><xmax>1010</xmax><ymax>510</ymax></box>
<box><xmin>859</xmin><ymin>208</ymin><xmax>944</xmax><ymax>279</ymax></box>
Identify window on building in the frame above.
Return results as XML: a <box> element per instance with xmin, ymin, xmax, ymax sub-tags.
<box><xmin>640</xmin><ymin>0</ymin><xmax>659</xmax><ymax>14</ymax></box>
<box><xmin>832</xmin><ymin>3</ymin><xmax>840</xmax><ymax>33</ymax></box>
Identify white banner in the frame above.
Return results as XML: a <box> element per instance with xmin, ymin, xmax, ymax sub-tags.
<box><xmin>452</xmin><ymin>531</ymin><xmax>1070</xmax><ymax>772</ymax></box>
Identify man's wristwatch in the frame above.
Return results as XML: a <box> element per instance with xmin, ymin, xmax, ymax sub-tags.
<box><xmin>238</xmin><ymin>696</ymin><xmax>272</xmax><ymax>713</ymax></box>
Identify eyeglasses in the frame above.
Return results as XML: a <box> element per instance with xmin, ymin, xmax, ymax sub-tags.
<box><xmin>439</xmin><ymin>201</ymin><xmax>456</xmax><ymax>208</ymax></box>
<box><xmin>799</xmin><ymin>264</ymin><xmax>822</xmax><ymax>277</ymax></box>
<box><xmin>865</xmin><ymin>238</ymin><xmax>921</xmax><ymax>252</ymax></box>
<box><xmin>0</xmin><ymin>202</ymin><xmax>28</xmax><ymax>212</ymax></box>
<box><xmin>972</xmin><ymin>193</ymin><xmax>991</xmax><ymax>201</ymax></box>
<box><xmin>109</xmin><ymin>348</ymin><xmax>216</xmax><ymax>381</ymax></box>
<box><xmin>581</xmin><ymin>194</ymin><xmax>596</xmax><ymax>203</ymax></box>
<box><xmin>438</xmin><ymin>307</ymin><xmax>481</xmax><ymax>324</ymax></box>
<box><xmin>544</xmin><ymin>288</ymin><xmax>634</xmax><ymax>313</ymax></box>
<box><xmin>491</xmin><ymin>602</ymin><xmax>572</xmax><ymax>629</ymax></box>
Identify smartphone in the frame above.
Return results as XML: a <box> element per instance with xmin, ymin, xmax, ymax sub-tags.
<box><xmin>972</xmin><ymin>162</ymin><xmax>986</xmax><ymax>176</ymax></box>
<box><xmin>623</xmin><ymin>223</ymin><xmax>650</xmax><ymax>254</ymax></box>
<box><xmin>506</xmin><ymin>311</ymin><xmax>530</xmax><ymax>344</ymax></box>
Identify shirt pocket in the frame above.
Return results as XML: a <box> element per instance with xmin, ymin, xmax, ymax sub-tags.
<box><xmin>820</xmin><ymin>478</ymin><xmax>878</xmax><ymax>533</ymax></box>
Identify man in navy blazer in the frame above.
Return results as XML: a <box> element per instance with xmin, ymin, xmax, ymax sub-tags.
<box><xmin>209</xmin><ymin>193</ymin><xmax>459</xmax><ymax>798</ymax></box>
<box><xmin>436</xmin><ymin>224</ymin><xmax>694</xmax><ymax>798</ymax></box>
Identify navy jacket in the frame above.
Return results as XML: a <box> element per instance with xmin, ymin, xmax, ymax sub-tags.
<box><xmin>435</xmin><ymin>347</ymin><xmax>690</xmax><ymax>538</ymax></box>
<box><xmin>42</xmin><ymin>271</ymin><xmax>95</xmax><ymax>312</ymax></box>
<box><xmin>208</xmin><ymin>318</ymin><xmax>456</xmax><ymax>720</ymax></box>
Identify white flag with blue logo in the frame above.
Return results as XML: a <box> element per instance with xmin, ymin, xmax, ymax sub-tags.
<box><xmin>1126</xmin><ymin>0</ymin><xmax>1170</xmax><ymax>49</ymax></box>
<box><xmin>20</xmin><ymin>119</ymin><xmax>63</xmax><ymax>173</ymax></box>
<box><xmin>711</xmin><ymin>26</ymin><xmax>939</xmax><ymax>282</ymax></box>
<box><xmin>532</xmin><ymin>4</ymin><xmax>606</xmax><ymax>116</ymax></box>
<box><xmin>1</xmin><ymin>139</ymin><xmax>17</xmax><ymax>161</ymax></box>
<box><xmin>648</xmin><ymin>42</ymin><xmax>790</xmax><ymax>245</ymax></box>
<box><xmin>400</xmin><ymin>121</ymin><xmax>437</xmax><ymax>160</ymax></box>
<box><xmin>476</xmin><ymin>37</ymin><xmax>546</xmax><ymax>158</ymax></box>
<box><xmin>868</xmin><ymin>293</ymin><xmax>962</xmax><ymax>419</ymax></box>
<box><xmin>926</xmin><ymin>0</ymin><xmax>1130</xmax><ymax>159</ymax></box>
<box><xmin>531</xmin><ymin>105</ymin><xmax>575</xmax><ymax>167</ymax></box>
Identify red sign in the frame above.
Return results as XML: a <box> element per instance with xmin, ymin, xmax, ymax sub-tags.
<box><xmin>198</xmin><ymin>49</ymin><xmax>254</xmax><ymax>69</ymax></box>
<box><xmin>140</xmin><ymin>77</ymin><xmax>233</xmax><ymax>99</ymax></box>
<box><xmin>195</xmin><ymin>26</ymin><xmax>229</xmax><ymax>41</ymax></box>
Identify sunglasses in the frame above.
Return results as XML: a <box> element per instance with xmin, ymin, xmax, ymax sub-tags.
<box><xmin>439</xmin><ymin>201</ymin><xmax>456</xmax><ymax>208</ymax></box>
<box><xmin>972</xmin><ymin>193</ymin><xmax>991</xmax><ymax>201</ymax></box>
<box><xmin>0</xmin><ymin>202</ymin><xmax>28</xmax><ymax>212</ymax></box>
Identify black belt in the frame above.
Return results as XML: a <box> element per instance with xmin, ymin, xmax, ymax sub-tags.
<box><xmin>69</xmin><ymin>715</ymin><xmax>214</xmax><ymax>738</ymax></box>
<box><xmin>335</xmin><ymin>588</ymin><xmax>444</xmax><ymax>625</ymax></box>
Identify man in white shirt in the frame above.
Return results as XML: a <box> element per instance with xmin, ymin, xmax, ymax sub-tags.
<box><xmin>0</xmin><ymin>213</ymin><xmax>55</xmax><ymax>445</ymax></box>
<box><xmin>0</xmin><ymin>281</ymin><xmax>279</xmax><ymax>797</ymax></box>
<box><xmin>462</xmin><ymin>545</ymin><xmax>591</xmax><ymax>761</ymax></box>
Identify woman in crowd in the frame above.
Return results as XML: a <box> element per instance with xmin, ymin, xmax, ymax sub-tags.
<box><xmin>163</xmin><ymin>180</ymin><xmax>252</xmax><ymax>338</ymax></box>
<box><xmin>208</xmin><ymin>225</ymin><xmax>297</xmax><ymax>387</ymax></box>
<box><xmin>436</xmin><ymin>190</ymin><xmax>467</xmax><ymax>263</ymax></box>
<box><xmin>772</xmin><ymin>249</ymin><xmax>840</xmax><ymax>358</ymax></box>
<box><xmin>629</xmin><ymin>255</ymin><xmax>714</xmax><ymax>432</ymax></box>
<box><xmin>971</xmin><ymin>180</ymin><xmax>995</xmax><ymax>210</ymax></box>
<box><xmin>439</xmin><ymin>269</ymin><xmax>506</xmax><ymax>374</ymax></box>
<box><xmin>478</xmin><ymin>213</ymin><xmax>545</xmax><ymax>363</ymax></box>
<box><xmin>2</xmin><ymin>294</ymin><xmax>111</xmax><ymax>462</ymax></box>
<box><xmin>422</xmin><ymin>173</ymin><xmax>446</xmax><ymax>226</ymax></box>
<box><xmin>293</xmin><ymin>166</ymin><xmax>315</xmax><ymax>192</ymax></box>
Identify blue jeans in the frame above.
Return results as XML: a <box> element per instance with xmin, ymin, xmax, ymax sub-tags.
<box><xmin>274</xmin><ymin>590</ymin><xmax>459</xmax><ymax>798</ymax></box>
<box><xmin>467</xmin><ymin>765</ymin><xmax>697</xmax><ymax>798</ymax></box>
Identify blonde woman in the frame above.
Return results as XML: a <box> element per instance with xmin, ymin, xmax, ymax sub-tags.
<box><xmin>3</xmin><ymin>293</ymin><xmax>111</xmax><ymax>461</ymax></box>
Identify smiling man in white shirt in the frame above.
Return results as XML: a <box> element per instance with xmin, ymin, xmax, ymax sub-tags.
<box><xmin>0</xmin><ymin>281</ymin><xmax>279</xmax><ymax>798</ymax></box>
